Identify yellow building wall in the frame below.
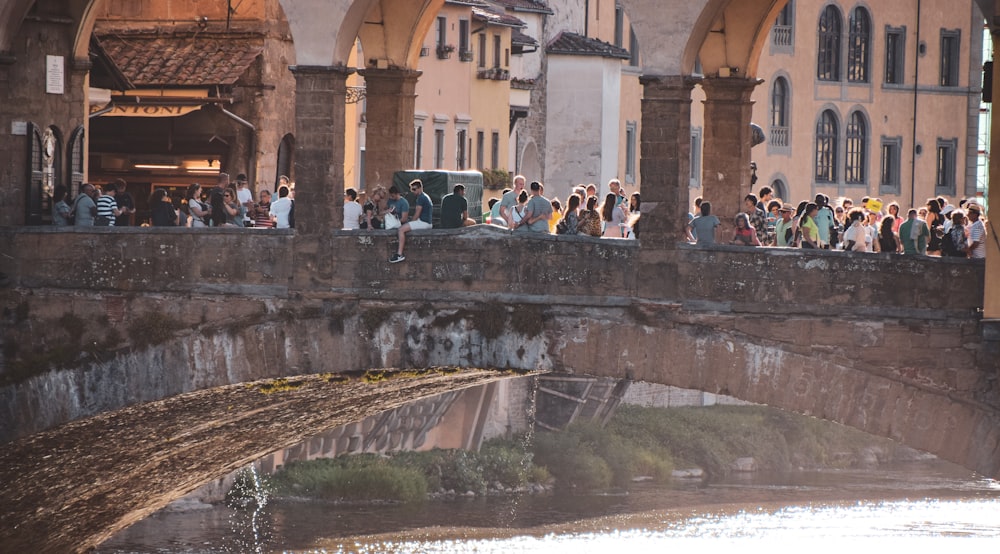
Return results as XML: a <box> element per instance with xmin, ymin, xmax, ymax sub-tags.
<box><xmin>345</xmin><ymin>40</ymin><xmax>363</xmax><ymax>191</ymax></box>
<box><xmin>470</xmin><ymin>25</ymin><xmax>513</xmax><ymax>173</ymax></box>
<box><xmin>413</xmin><ymin>3</ymin><xmax>474</xmax><ymax>170</ymax></box>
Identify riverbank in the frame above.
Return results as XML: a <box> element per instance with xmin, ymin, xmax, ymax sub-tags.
<box><xmin>250</xmin><ymin>404</ymin><xmax>918</xmax><ymax>503</ymax></box>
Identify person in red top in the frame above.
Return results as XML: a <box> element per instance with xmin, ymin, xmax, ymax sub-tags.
<box><xmin>731</xmin><ymin>212</ymin><xmax>761</xmax><ymax>246</ymax></box>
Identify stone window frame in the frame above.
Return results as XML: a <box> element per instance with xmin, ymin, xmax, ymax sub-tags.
<box><xmin>624</xmin><ymin>121</ymin><xmax>637</xmax><ymax>184</ymax></box>
<box><xmin>690</xmin><ymin>126</ymin><xmax>703</xmax><ymax>188</ymax></box>
<box><xmin>433</xmin><ymin>114</ymin><xmax>449</xmax><ymax>169</ymax></box>
<box><xmin>814</xmin><ymin>107</ymin><xmax>840</xmax><ymax>184</ymax></box>
<box><xmin>768</xmin><ymin>73</ymin><xmax>792</xmax><ymax>155</ymax></box>
<box><xmin>816</xmin><ymin>4</ymin><xmax>843</xmax><ymax>82</ymax></box>
<box><xmin>771</xmin><ymin>0</ymin><xmax>794</xmax><ymax>55</ymax></box>
<box><xmin>884</xmin><ymin>25</ymin><xmax>906</xmax><ymax>86</ymax></box>
<box><xmin>939</xmin><ymin>28</ymin><xmax>962</xmax><ymax>87</ymax></box>
<box><xmin>476</xmin><ymin>129</ymin><xmax>485</xmax><ymax>170</ymax></box>
<box><xmin>491</xmin><ymin>130</ymin><xmax>500</xmax><ymax>169</ymax></box>
<box><xmin>879</xmin><ymin>135</ymin><xmax>903</xmax><ymax>195</ymax></box>
<box><xmin>847</xmin><ymin>6</ymin><xmax>871</xmax><ymax>84</ymax></box>
<box><xmin>414</xmin><ymin>112</ymin><xmax>428</xmax><ymax>169</ymax></box>
<box><xmin>844</xmin><ymin>108</ymin><xmax>869</xmax><ymax>186</ymax></box>
<box><xmin>935</xmin><ymin>137</ymin><xmax>958</xmax><ymax>195</ymax></box>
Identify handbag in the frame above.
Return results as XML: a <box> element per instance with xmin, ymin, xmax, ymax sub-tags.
<box><xmin>384</xmin><ymin>212</ymin><xmax>401</xmax><ymax>230</ymax></box>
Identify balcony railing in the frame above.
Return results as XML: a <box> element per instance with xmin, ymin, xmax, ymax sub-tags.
<box><xmin>772</xmin><ymin>25</ymin><xmax>792</xmax><ymax>47</ymax></box>
<box><xmin>477</xmin><ymin>67</ymin><xmax>510</xmax><ymax>81</ymax></box>
<box><xmin>770</xmin><ymin>126</ymin><xmax>789</xmax><ymax>148</ymax></box>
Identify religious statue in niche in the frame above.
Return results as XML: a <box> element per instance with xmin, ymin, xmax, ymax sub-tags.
<box><xmin>42</xmin><ymin>128</ymin><xmax>55</xmax><ymax>197</ymax></box>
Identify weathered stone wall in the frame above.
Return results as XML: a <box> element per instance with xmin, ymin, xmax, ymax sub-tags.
<box><xmin>0</xmin><ymin>4</ymin><xmax>87</xmax><ymax>227</ymax></box>
<box><xmin>0</xmin><ymin>226</ymin><xmax>996</xmax><ymax>476</ymax></box>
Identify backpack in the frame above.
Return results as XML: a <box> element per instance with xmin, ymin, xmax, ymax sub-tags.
<box><xmin>942</xmin><ymin>227</ymin><xmax>965</xmax><ymax>257</ymax></box>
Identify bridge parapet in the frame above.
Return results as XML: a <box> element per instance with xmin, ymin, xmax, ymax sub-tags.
<box><xmin>0</xmin><ymin>226</ymin><xmax>983</xmax><ymax>314</ymax></box>
<box><xmin>0</xmin><ymin>227</ymin><xmax>995</xmax><ymax>475</ymax></box>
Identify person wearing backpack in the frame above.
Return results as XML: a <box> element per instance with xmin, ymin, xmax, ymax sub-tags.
<box><xmin>941</xmin><ymin>210</ymin><xmax>969</xmax><ymax>257</ymax></box>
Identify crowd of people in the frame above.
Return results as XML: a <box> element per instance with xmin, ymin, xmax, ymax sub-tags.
<box><xmin>341</xmin><ymin>175</ymin><xmax>642</xmax><ymax>263</ymax></box>
<box><xmin>686</xmin><ymin>186</ymin><xmax>988</xmax><ymax>259</ymax></box>
<box><xmin>55</xmin><ymin>173</ymin><xmax>295</xmax><ymax>230</ymax></box>
<box><xmin>55</xmin><ymin>172</ymin><xmax>988</xmax><ymax>262</ymax></box>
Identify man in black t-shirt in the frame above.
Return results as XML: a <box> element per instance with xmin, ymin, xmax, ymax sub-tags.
<box><xmin>440</xmin><ymin>184</ymin><xmax>475</xmax><ymax>228</ymax></box>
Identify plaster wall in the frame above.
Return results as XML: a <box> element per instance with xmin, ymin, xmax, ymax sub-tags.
<box><xmin>544</xmin><ymin>56</ymin><xmax>617</xmax><ymax>199</ymax></box>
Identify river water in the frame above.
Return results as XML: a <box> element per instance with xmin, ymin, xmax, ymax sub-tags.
<box><xmin>98</xmin><ymin>460</ymin><xmax>1000</xmax><ymax>553</ymax></box>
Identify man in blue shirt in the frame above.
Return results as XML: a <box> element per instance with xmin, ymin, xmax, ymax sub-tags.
<box><xmin>385</xmin><ymin>185</ymin><xmax>410</xmax><ymax>224</ymax></box>
<box><xmin>390</xmin><ymin>179</ymin><xmax>433</xmax><ymax>263</ymax></box>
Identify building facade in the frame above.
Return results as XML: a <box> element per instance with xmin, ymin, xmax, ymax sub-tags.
<box><xmin>744</xmin><ymin>0</ymin><xmax>984</xmax><ymax>210</ymax></box>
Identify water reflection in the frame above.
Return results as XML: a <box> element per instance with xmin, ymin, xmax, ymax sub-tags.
<box><xmin>98</xmin><ymin>463</ymin><xmax>1000</xmax><ymax>553</ymax></box>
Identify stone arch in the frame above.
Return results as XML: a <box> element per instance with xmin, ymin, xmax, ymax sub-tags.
<box><xmin>356</xmin><ymin>0</ymin><xmax>445</xmax><ymax>70</ymax></box>
<box><xmin>519</xmin><ymin>138</ymin><xmax>541</xmax><ymax>183</ymax></box>
<box><xmin>67</xmin><ymin>126</ymin><xmax>86</xmax><ymax>199</ymax></box>
<box><xmin>681</xmin><ymin>0</ymin><xmax>793</xmax><ymax>78</ymax></box>
<box><xmin>767</xmin><ymin>172</ymin><xmax>790</xmax><ymax>201</ymax></box>
<box><xmin>275</xmin><ymin>133</ymin><xmax>295</xmax><ymax>188</ymax></box>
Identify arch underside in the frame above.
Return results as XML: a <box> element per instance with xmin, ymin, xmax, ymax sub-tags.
<box><xmin>1</xmin><ymin>300</ymin><xmax>996</xmax><ymax>551</ymax></box>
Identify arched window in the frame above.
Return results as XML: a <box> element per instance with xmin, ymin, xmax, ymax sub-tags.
<box><xmin>817</xmin><ymin>5</ymin><xmax>842</xmax><ymax>81</ymax></box>
<box><xmin>770</xmin><ymin>77</ymin><xmax>789</xmax><ymax>147</ymax></box>
<box><xmin>770</xmin><ymin>178</ymin><xmax>789</xmax><ymax>202</ymax></box>
<box><xmin>275</xmin><ymin>134</ymin><xmax>294</xmax><ymax>189</ymax></box>
<box><xmin>772</xmin><ymin>1</ymin><xmax>794</xmax><ymax>48</ymax></box>
<box><xmin>845</xmin><ymin>111</ymin><xmax>867</xmax><ymax>184</ymax></box>
<box><xmin>815</xmin><ymin>110</ymin><xmax>839</xmax><ymax>183</ymax></box>
<box><xmin>847</xmin><ymin>7</ymin><xmax>871</xmax><ymax>83</ymax></box>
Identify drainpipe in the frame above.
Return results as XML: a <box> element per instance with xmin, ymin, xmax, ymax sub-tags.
<box><xmin>219</xmin><ymin>107</ymin><xmax>257</xmax><ymax>188</ymax></box>
<box><xmin>910</xmin><ymin>0</ymin><xmax>922</xmax><ymax>208</ymax></box>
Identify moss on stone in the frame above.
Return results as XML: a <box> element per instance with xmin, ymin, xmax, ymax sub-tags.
<box><xmin>128</xmin><ymin>312</ymin><xmax>184</xmax><ymax>349</ymax></box>
<box><xmin>509</xmin><ymin>304</ymin><xmax>546</xmax><ymax>337</ymax></box>
<box><xmin>361</xmin><ymin>308</ymin><xmax>391</xmax><ymax>334</ymax></box>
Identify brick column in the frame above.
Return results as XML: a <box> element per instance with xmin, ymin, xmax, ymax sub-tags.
<box><xmin>359</xmin><ymin>68</ymin><xmax>421</xmax><ymax>189</ymax></box>
<box><xmin>701</xmin><ymin>77</ymin><xmax>761</xmax><ymax>233</ymax></box>
<box><xmin>638</xmin><ymin>75</ymin><xmax>699</xmax><ymax>247</ymax></box>
<box><xmin>290</xmin><ymin>65</ymin><xmax>352</xmax><ymax>234</ymax></box>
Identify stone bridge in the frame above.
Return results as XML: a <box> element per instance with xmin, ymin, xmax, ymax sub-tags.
<box><xmin>0</xmin><ymin>227</ymin><xmax>997</xmax><ymax>551</ymax></box>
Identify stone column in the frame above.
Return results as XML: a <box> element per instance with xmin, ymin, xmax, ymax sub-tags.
<box><xmin>638</xmin><ymin>75</ymin><xmax>699</xmax><ymax>247</ymax></box>
<box><xmin>290</xmin><ymin>64</ymin><xmax>352</xmax><ymax>234</ymax></box>
<box><xmin>359</xmin><ymin>68</ymin><xmax>421</xmax><ymax>189</ymax></box>
<box><xmin>701</xmin><ymin>77</ymin><xmax>761</xmax><ymax>233</ymax></box>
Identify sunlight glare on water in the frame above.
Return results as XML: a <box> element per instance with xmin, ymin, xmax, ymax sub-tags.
<box><xmin>313</xmin><ymin>498</ymin><xmax>1000</xmax><ymax>554</ymax></box>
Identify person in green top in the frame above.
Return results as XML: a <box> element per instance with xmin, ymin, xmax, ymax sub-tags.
<box><xmin>799</xmin><ymin>202</ymin><xmax>820</xmax><ymax>249</ymax></box>
<box><xmin>898</xmin><ymin>208</ymin><xmax>930</xmax><ymax>255</ymax></box>
<box><xmin>774</xmin><ymin>203</ymin><xmax>795</xmax><ymax>247</ymax></box>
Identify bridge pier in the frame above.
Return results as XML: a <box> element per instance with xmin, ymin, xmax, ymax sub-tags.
<box><xmin>638</xmin><ymin>75</ymin><xmax>699</xmax><ymax>245</ymax></box>
<box><xmin>289</xmin><ymin>65</ymin><xmax>352</xmax><ymax>234</ymax></box>
<box><xmin>700</xmin><ymin>77</ymin><xmax>761</xmax><ymax>230</ymax></box>
<box><xmin>359</xmin><ymin>68</ymin><xmax>421</xmax><ymax>189</ymax></box>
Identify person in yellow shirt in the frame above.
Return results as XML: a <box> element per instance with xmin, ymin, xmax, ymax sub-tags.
<box><xmin>548</xmin><ymin>198</ymin><xmax>562</xmax><ymax>234</ymax></box>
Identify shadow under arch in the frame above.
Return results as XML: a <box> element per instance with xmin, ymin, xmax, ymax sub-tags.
<box><xmin>0</xmin><ymin>367</ymin><xmax>527</xmax><ymax>553</ymax></box>
<box><xmin>0</xmin><ymin>272</ymin><xmax>998</xmax><ymax>550</ymax></box>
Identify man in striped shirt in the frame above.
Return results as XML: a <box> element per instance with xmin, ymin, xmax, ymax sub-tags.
<box><xmin>96</xmin><ymin>182</ymin><xmax>124</xmax><ymax>226</ymax></box>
